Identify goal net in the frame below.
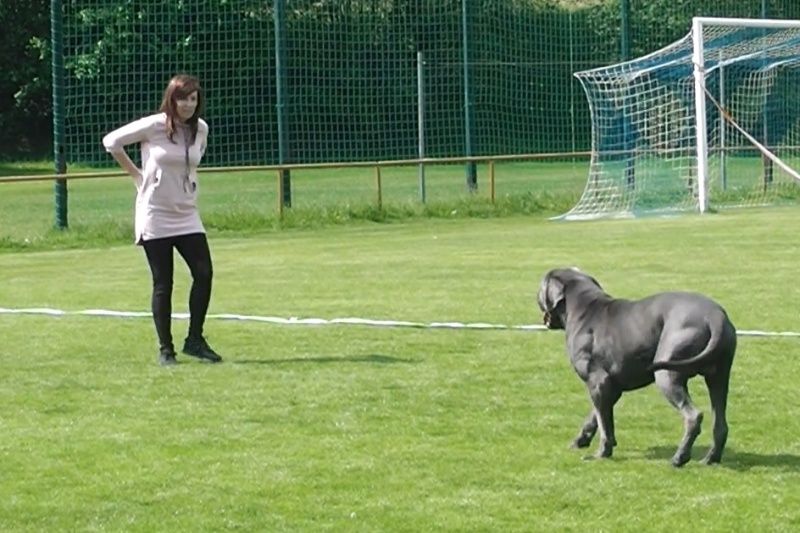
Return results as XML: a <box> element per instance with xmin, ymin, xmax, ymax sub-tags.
<box><xmin>562</xmin><ymin>17</ymin><xmax>800</xmax><ymax>220</ymax></box>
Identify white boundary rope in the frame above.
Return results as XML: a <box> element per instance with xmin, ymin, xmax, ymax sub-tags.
<box><xmin>1</xmin><ymin>306</ymin><xmax>798</xmax><ymax>337</ymax></box>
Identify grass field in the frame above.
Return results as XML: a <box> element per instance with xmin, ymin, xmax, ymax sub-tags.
<box><xmin>0</xmin><ymin>160</ymin><xmax>587</xmax><ymax>251</ymax></box>
<box><xmin>2</xmin><ymin>187</ymin><xmax>800</xmax><ymax>531</ymax></box>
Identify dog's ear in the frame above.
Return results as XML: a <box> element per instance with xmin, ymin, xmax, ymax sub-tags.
<box><xmin>538</xmin><ymin>273</ymin><xmax>565</xmax><ymax>312</ymax></box>
<box><xmin>586</xmin><ymin>274</ymin><xmax>603</xmax><ymax>291</ymax></box>
<box><xmin>570</xmin><ymin>268</ymin><xmax>603</xmax><ymax>292</ymax></box>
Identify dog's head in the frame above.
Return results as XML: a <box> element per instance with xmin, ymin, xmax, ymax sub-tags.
<box><xmin>537</xmin><ymin>267</ymin><xmax>603</xmax><ymax>329</ymax></box>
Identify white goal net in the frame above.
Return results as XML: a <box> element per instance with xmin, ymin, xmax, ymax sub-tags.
<box><xmin>562</xmin><ymin>17</ymin><xmax>800</xmax><ymax>220</ymax></box>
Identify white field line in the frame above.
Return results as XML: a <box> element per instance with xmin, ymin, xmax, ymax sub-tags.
<box><xmin>0</xmin><ymin>306</ymin><xmax>798</xmax><ymax>338</ymax></box>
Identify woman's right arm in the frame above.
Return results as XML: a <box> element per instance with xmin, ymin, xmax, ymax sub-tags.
<box><xmin>102</xmin><ymin>115</ymin><xmax>155</xmax><ymax>180</ymax></box>
<box><xmin>108</xmin><ymin>150</ymin><xmax>142</xmax><ymax>180</ymax></box>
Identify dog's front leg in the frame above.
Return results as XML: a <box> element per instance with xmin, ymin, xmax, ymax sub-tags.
<box><xmin>572</xmin><ymin>410</ymin><xmax>597</xmax><ymax>448</ymax></box>
<box><xmin>587</xmin><ymin>373</ymin><xmax>621</xmax><ymax>459</ymax></box>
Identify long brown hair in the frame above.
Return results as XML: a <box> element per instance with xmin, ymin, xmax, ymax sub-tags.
<box><xmin>159</xmin><ymin>74</ymin><xmax>203</xmax><ymax>143</ymax></box>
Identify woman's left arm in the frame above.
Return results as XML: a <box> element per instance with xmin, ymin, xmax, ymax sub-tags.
<box><xmin>198</xmin><ymin>119</ymin><xmax>209</xmax><ymax>158</ymax></box>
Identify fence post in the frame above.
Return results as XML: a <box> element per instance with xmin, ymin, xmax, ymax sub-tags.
<box><xmin>417</xmin><ymin>50</ymin><xmax>426</xmax><ymax>203</ymax></box>
<box><xmin>620</xmin><ymin>0</ymin><xmax>630</xmax><ymax>60</ymax></box>
<box><xmin>52</xmin><ymin>0</ymin><xmax>68</xmax><ymax>229</ymax></box>
<box><xmin>760</xmin><ymin>0</ymin><xmax>772</xmax><ymax>190</ymax></box>
<box><xmin>462</xmin><ymin>0</ymin><xmax>477</xmax><ymax>193</ymax></box>
<box><xmin>274</xmin><ymin>0</ymin><xmax>292</xmax><ymax>208</ymax></box>
<box><xmin>620</xmin><ymin>0</ymin><xmax>635</xmax><ymax>190</ymax></box>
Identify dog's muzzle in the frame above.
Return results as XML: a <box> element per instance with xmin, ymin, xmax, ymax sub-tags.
<box><xmin>543</xmin><ymin>310</ymin><xmax>564</xmax><ymax>330</ymax></box>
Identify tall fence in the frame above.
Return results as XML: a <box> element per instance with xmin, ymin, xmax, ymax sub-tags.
<box><xmin>56</xmin><ymin>0</ymin><xmax>800</xmax><ymax>172</ymax></box>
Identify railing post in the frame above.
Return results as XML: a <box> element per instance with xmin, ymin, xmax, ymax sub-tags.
<box><xmin>375</xmin><ymin>165</ymin><xmax>382</xmax><ymax>209</ymax></box>
<box><xmin>277</xmin><ymin>169</ymin><xmax>285</xmax><ymax>218</ymax></box>
<box><xmin>489</xmin><ymin>160</ymin><xmax>495</xmax><ymax>203</ymax></box>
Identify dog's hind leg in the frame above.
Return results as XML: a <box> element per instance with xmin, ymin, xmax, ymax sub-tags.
<box><xmin>701</xmin><ymin>365</ymin><xmax>731</xmax><ymax>464</ymax></box>
<box><xmin>586</xmin><ymin>373</ymin><xmax>621</xmax><ymax>459</ymax></box>
<box><xmin>655</xmin><ymin>370</ymin><xmax>703</xmax><ymax>467</ymax></box>
<box><xmin>571</xmin><ymin>410</ymin><xmax>598</xmax><ymax>448</ymax></box>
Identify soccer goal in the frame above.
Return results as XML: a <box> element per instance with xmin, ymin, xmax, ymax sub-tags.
<box><xmin>561</xmin><ymin>16</ymin><xmax>800</xmax><ymax>220</ymax></box>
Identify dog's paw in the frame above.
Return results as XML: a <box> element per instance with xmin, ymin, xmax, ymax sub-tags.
<box><xmin>700</xmin><ymin>454</ymin><xmax>721</xmax><ymax>465</ymax></box>
<box><xmin>594</xmin><ymin>448</ymin><xmax>613</xmax><ymax>460</ymax></box>
<box><xmin>671</xmin><ymin>453</ymin><xmax>691</xmax><ymax>468</ymax></box>
<box><xmin>571</xmin><ymin>437</ymin><xmax>592</xmax><ymax>449</ymax></box>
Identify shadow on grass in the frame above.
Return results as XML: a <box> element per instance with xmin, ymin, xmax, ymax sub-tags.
<box><xmin>645</xmin><ymin>445</ymin><xmax>800</xmax><ymax>471</ymax></box>
<box><xmin>231</xmin><ymin>353</ymin><xmax>419</xmax><ymax>365</ymax></box>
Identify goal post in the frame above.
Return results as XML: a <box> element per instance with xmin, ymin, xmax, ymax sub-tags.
<box><xmin>692</xmin><ymin>16</ymin><xmax>710</xmax><ymax>214</ymax></box>
<box><xmin>694</xmin><ymin>16</ymin><xmax>800</xmax><ymax>214</ymax></box>
<box><xmin>564</xmin><ymin>16</ymin><xmax>800</xmax><ymax>220</ymax></box>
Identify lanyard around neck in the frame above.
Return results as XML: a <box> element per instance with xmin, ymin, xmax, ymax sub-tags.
<box><xmin>179</xmin><ymin>124</ymin><xmax>195</xmax><ymax>192</ymax></box>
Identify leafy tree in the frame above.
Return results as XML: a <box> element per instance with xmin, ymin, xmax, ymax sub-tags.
<box><xmin>0</xmin><ymin>0</ymin><xmax>51</xmax><ymax>159</ymax></box>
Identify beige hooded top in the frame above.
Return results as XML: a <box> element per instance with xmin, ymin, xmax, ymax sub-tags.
<box><xmin>103</xmin><ymin>113</ymin><xmax>209</xmax><ymax>243</ymax></box>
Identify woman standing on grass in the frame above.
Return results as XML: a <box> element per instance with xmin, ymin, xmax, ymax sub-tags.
<box><xmin>102</xmin><ymin>74</ymin><xmax>222</xmax><ymax>366</ymax></box>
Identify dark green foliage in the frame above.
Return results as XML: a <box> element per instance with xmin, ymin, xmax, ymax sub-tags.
<box><xmin>0</xmin><ymin>0</ymin><xmax>51</xmax><ymax>159</ymax></box>
<box><xmin>4</xmin><ymin>1</ymin><xmax>800</xmax><ymax>162</ymax></box>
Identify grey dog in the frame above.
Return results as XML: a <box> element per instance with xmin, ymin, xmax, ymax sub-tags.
<box><xmin>537</xmin><ymin>268</ymin><xmax>737</xmax><ymax>467</ymax></box>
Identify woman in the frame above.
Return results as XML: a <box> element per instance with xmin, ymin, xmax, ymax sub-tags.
<box><xmin>103</xmin><ymin>74</ymin><xmax>222</xmax><ymax>366</ymax></box>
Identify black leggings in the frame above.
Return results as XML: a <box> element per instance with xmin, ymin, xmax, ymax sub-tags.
<box><xmin>141</xmin><ymin>233</ymin><xmax>213</xmax><ymax>350</ymax></box>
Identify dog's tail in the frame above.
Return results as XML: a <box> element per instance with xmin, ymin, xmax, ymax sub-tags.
<box><xmin>649</xmin><ymin>313</ymin><xmax>732</xmax><ymax>373</ymax></box>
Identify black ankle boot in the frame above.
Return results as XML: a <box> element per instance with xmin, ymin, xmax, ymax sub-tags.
<box><xmin>159</xmin><ymin>345</ymin><xmax>177</xmax><ymax>366</ymax></box>
<box><xmin>182</xmin><ymin>336</ymin><xmax>222</xmax><ymax>363</ymax></box>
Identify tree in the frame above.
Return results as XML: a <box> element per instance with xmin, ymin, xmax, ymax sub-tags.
<box><xmin>0</xmin><ymin>0</ymin><xmax>51</xmax><ymax>159</ymax></box>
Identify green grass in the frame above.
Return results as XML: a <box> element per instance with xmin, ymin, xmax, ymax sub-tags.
<box><xmin>0</xmin><ymin>160</ymin><xmax>588</xmax><ymax>251</ymax></box>
<box><xmin>2</xmin><ymin>211</ymin><xmax>800</xmax><ymax>530</ymax></box>
<box><xmin>6</xmin><ymin>155</ymin><xmax>799</xmax><ymax>253</ymax></box>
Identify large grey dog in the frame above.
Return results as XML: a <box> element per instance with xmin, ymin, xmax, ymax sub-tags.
<box><xmin>537</xmin><ymin>268</ymin><xmax>737</xmax><ymax>467</ymax></box>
